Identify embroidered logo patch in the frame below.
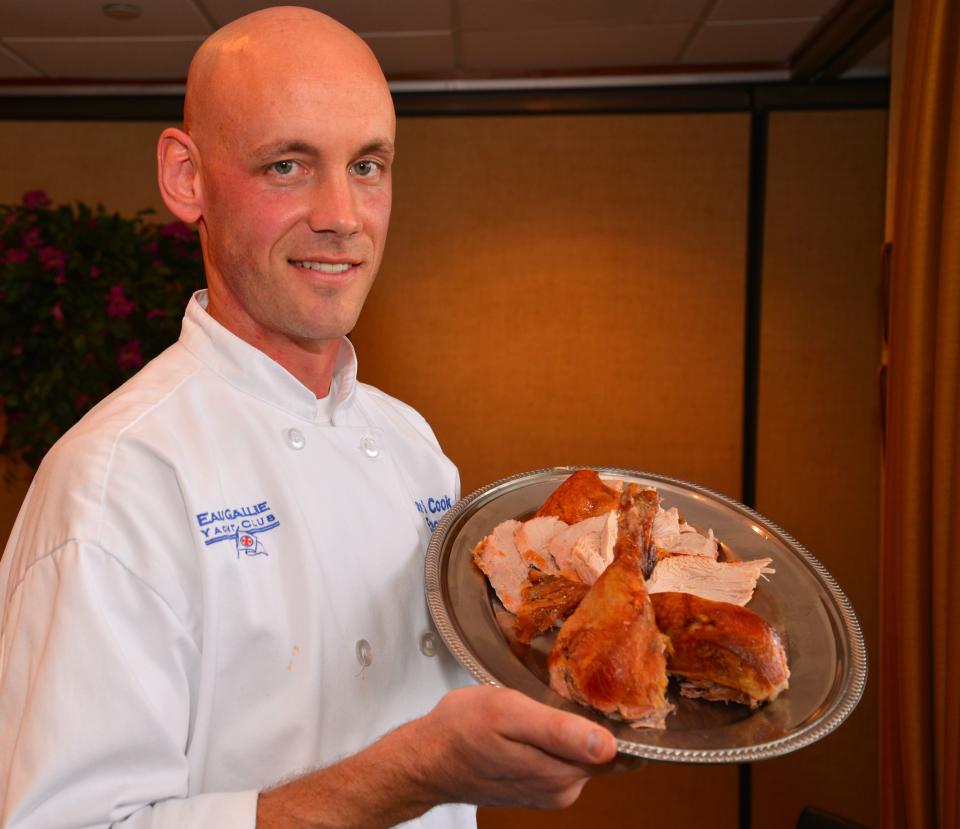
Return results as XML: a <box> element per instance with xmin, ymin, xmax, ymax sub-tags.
<box><xmin>414</xmin><ymin>493</ymin><xmax>453</xmax><ymax>533</ymax></box>
<box><xmin>195</xmin><ymin>501</ymin><xmax>279</xmax><ymax>558</ymax></box>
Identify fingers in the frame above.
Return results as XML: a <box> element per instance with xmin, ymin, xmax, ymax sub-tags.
<box><xmin>483</xmin><ymin>687</ymin><xmax>618</xmax><ymax>766</ymax></box>
<box><xmin>415</xmin><ymin>686</ymin><xmax>635</xmax><ymax>811</ymax></box>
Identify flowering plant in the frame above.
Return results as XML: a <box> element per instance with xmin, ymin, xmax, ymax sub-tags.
<box><xmin>0</xmin><ymin>191</ymin><xmax>204</xmax><ymax>469</ymax></box>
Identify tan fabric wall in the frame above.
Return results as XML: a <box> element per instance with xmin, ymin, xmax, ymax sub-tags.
<box><xmin>0</xmin><ymin>121</ymin><xmax>175</xmax><ymax>220</ymax></box>
<box><xmin>753</xmin><ymin>109</ymin><xmax>886</xmax><ymax>828</ymax></box>
<box><xmin>353</xmin><ymin>113</ymin><xmax>749</xmax><ymax>498</ymax></box>
<box><xmin>352</xmin><ymin>112</ymin><xmax>749</xmax><ymax>828</ymax></box>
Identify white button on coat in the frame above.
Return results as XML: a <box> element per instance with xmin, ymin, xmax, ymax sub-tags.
<box><xmin>419</xmin><ymin>632</ymin><xmax>438</xmax><ymax>657</ymax></box>
<box><xmin>360</xmin><ymin>436</ymin><xmax>379</xmax><ymax>458</ymax></box>
<box><xmin>285</xmin><ymin>428</ymin><xmax>306</xmax><ymax>450</ymax></box>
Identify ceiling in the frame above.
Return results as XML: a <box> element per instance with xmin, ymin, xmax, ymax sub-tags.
<box><xmin>0</xmin><ymin>0</ymin><xmax>891</xmax><ymax>93</ymax></box>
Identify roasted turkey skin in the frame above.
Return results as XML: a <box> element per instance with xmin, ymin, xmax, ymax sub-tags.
<box><xmin>548</xmin><ymin>548</ymin><xmax>672</xmax><ymax>729</ymax></box>
<box><xmin>650</xmin><ymin>591</ymin><xmax>790</xmax><ymax>708</ymax></box>
<box><xmin>535</xmin><ymin>469</ymin><xmax>621</xmax><ymax>524</ymax></box>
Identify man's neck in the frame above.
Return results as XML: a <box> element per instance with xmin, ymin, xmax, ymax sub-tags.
<box><xmin>253</xmin><ymin>334</ymin><xmax>341</xmax><ymax>399</ymax></box>
<box><xmin>205</xmin><ymin>297</ymin><xmax>341</xmax><ymax>399</ymax></box>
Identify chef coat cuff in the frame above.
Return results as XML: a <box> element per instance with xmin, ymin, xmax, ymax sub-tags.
<box><xmin>146</xmin><ymin>789</ymin><xmax>258</xmax><ymax>828</ymax></box>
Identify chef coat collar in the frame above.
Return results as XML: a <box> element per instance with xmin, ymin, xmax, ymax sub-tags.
<box><xmin>178</xmin><ymin>291</ymin><xmax>358</xmax><ymax>424</ymax></box>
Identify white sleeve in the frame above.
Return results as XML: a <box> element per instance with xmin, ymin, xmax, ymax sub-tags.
<box><xmin>0</xmin><ymin>541</ymin><xmax>257</xmax><ymax>829</ymax></box>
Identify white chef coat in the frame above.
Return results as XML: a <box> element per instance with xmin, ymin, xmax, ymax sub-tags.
<box><xmin>0</xmin><ymin>292</ymin><xmax>476</xmax><ymax>829</ymax></box>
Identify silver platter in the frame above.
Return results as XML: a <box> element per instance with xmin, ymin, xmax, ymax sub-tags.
<box><xmin>425</xmin><ymin>466</ymin><xmax>867</xmax><ymax>764</ymax></box>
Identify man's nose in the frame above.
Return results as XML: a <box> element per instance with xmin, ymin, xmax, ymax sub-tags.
<box><xmin>307</xmin><ymin>173</ymin><xmax>361</xmax><ymax>236</ymax></box>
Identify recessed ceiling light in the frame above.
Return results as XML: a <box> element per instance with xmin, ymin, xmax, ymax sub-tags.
<box><xmin>102</xmin><ymin>2</ymin><xmax>142</xmax><ymax>20</ymax></box>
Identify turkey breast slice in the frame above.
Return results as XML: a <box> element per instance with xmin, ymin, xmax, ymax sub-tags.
<box><xmin>472</xmin><ymin>519</ymin><xmax>528</xmax><ymax>613</ymax></box>
<box><xmin>514</xmin><ymin>515</ymin><xmax>567</xmax><ymax>574</ymax></box>
<box><xmin>665</xmin><ymin>524</ymin><xmax>720</xmax><ymax>559</ymax></box>
<box><xmin>646</xmin><ymin>555</ymin><xmax>775</xmax><ymax>606</ymax></box>
<box><xmin>546</xmin><ymin>512</ymin><xmax>617</xmax><ymax>584</ymax></box>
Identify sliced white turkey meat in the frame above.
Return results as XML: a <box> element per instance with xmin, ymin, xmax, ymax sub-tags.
<box><xmin>547</xmin><ymin>511</ymin><xmax>618</xmax><ymax>584</ymax></box>
<box><xmin>514</xmin><ymin>515</ymin><xmax>566</xmax><ymax>574</ymax></box>
<box><xmin>646</xmin><ymin>554</ymin><xmax>774</xmax><ymax>606</ymax></box>
<box><xmin>472</xmin><ymin>519</ymin><xmax>528</xmax><ymax>613</ymax></box>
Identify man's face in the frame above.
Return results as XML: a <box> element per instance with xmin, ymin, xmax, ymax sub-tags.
<box><xmin>195</xmin><ymin>66</ymin><xmax>395</xmax><ymax>348</ymax></box>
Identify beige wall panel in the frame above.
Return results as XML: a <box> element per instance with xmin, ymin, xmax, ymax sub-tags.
<box><xmin>478</xmin><ymin>761</ymin><xmax>737</xmax><ymax>829</ymax></box>
<box><xmin>753</xmin><ymin>109</ymin><xmax>886</xmax><ymax>828</ymax></box>
<box><xmin>352</xmin><ymin>112</ymin><xmax>749</xmax><ymax>829</ymax></box>
<box><xmin>0</xmin><ymin>121</ymin><xmax>175</xmax><ymax>220</ymax></box>
<box><xmin>353</xmin><ymin>113</ymin><xmax>750</xmax><ymax>500</ymax></box>
<box><xmin>0</xmin><ymin>460</ymin><xmax>31</xmax><ymax>549</ymax></box>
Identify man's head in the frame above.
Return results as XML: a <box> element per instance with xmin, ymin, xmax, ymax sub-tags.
<box><xmin>158</xmin><ymin>6</ymin><xmax>395</xmax><ymax>353</ymax></box>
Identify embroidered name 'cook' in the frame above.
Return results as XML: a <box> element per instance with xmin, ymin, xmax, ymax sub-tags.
<box><xmin>414</xmin><ymin>493</ymin><xmax>453</xmax><ymax>532</ymax></box>
<box><xmin>195</xmin><ymin>501</ymin><xmax>280</xmax><ymax>556</ymax></box>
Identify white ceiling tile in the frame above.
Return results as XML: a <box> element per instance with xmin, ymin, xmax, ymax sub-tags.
<box><xmin>200</xmin><ymin>0</ymin><xmax>451</xmax><ymax>32</ymax></box>
<box><xmin>364</xmin><ymin>32</ymin><xmax>456</xmax><ymax>75</ymax></box>
<box><xmin>458</xmin><ymin>0</ymin><xmax>710</xmax><ymax>29</ymax></box>
<box><xmin>0</xmin><ymin>0</ymin><xmax>211</xmax><ymax>37</ymax></box>
<box><xmin>711</xmin><ymin>0</ymin><xmax>841</xmax><ymax>20</ymax></box>
<box><xmin>461</xmin><ymin>25</ymin><xmax>689</xmax><ymax>71</ymax></box>
<box><xmin>0</xmin><ymin>43</ymin><xmax>42</xmax><ymax>77</ymax></box>
<box><xmin>683</xmin><ymin>19</ymin><xmax>820</xmax><ymax>64</ymax></box>
<box><xmin>6</xmin><ymin>37</ymin><xmax>204</xmax><ymax>79</ymax></box>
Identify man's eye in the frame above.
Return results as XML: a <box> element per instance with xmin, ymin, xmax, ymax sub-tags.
<box><xmin>351</xmin><ymin>160</ymin><xmax>381</xmax><ymax>178</ymax></box>
<box><xmin>270</xmin><ymin>160</ymin><xmax>298</xmax><ymax>176</ymax></box>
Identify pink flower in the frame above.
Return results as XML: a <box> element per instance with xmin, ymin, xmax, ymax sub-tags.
<box><xmin>74</xmin><ymin>393</ymin><xmax>91</xmax><ymax>411</ymax></box>
<box><xmin>89</xmin><ymin>265</ymin><xmax>102</xmax><ymax>279</ymax></box>
<box><xmin>38</xmin><ymin>246</ymin><xmax>67</xmax><ymax>274</ymax></box>
<box><xmin>106</xmin><ymin>284</ymin><xmax>135</xmax><ymax>319</ymax></box>
<box><xmin>4</xmin><ymin>249</ymin><xmax>28</xmax><ymax>264</ymax></box>
<box><xmin>146</xmin><ymin>308</ymin><xmax>166</xmax><ymax>319</ymax></box>
<box><xmin>50</xmin><ymin>304</ymin><xmax>64</xmax><ymax>322</ymax></box>
<box><xmin>21</xmin><ymin>226</ymin><xmax>42</xmax><ymax>249</ymax></box>
<box><xmin>22</xmin><ymin>190</ymin><xmax>51</xmax><ymax>210</ymax></box>
<box><xmin>55</xmin><ymin>274</ymin><xmax>67</xmax><ymax>285</ymax></box>
<box><xmin>10</xmin><ymin>343</ymin><xmax>22</xmax><ymax>357</ymax></box>
<box><xmin>117</xmin><ymin>340</ymin><xmax>144</xmax><ymax>371</ymax></box>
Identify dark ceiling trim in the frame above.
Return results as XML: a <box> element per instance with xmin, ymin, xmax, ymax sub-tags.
<box><xmin>0</xmin><ymin>79</ymin><xmax>888</xmax><ymax>122</ymax></box>
<box><xmin>750</xmin><ymin>79</ymin><xmax>889</xmax><ymax>111</ymax></box>
<box><xmin>790</xmin><ymin>0</ymin><xmax>893</xmax><ymax>82</ymax></box>
<box><xmin>0</xmin><ymin>61</ymin><xmax>786</xmax><ymax>90</ymax></box>
<box><xmin>394</xmin><ymin>79</ymin><xmax>888</xmax><ymax>117</ymax></box>
<box><xmin>394</xmin><ymin>84</ymin><xmax>752</xmax><ymax>116</ymax></box>
<box><xmin>0</xmin><ymin>95</ymin><xmax>185</xmax><ymax>121</ymax></box>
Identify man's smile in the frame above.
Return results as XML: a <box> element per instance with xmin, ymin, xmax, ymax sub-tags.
<box><xmin>289</xmin><ymin>259</ymin><xmax>356</xmax><ymax>274</ymax></box>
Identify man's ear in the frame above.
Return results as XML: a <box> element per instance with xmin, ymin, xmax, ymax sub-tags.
<box><xmin>157</xmin><ymin>127</ymin><xmax>203</xmax><ymax>223</ymax></box>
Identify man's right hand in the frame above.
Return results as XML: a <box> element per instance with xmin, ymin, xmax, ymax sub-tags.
<box><xmin>257</xmin><ymin>685</ymin><xmax>620</xmax><ymax>828</ymax></box>
<box><xmin>408</xmin><ymin>684</ymin><xmax>619</xmax><ymax>810</ymax></box>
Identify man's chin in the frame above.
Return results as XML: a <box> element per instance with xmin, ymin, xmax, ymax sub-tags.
<box><xmin>283</xmin><ymin>315</ymin><xmax>363</xmax><ymax>348</ymax></box>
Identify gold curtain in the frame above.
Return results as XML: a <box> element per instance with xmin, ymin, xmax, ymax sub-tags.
<box><xmin>881</xmin><ymin>1</ymin><xmax>960</xmax><ymax>827</ymax></box>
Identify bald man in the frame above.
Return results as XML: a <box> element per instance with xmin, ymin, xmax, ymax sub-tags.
<box><xmin>0</xmin><ymin>7</ymin><xmax>620</xmax><ymax>829</ymax></box>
